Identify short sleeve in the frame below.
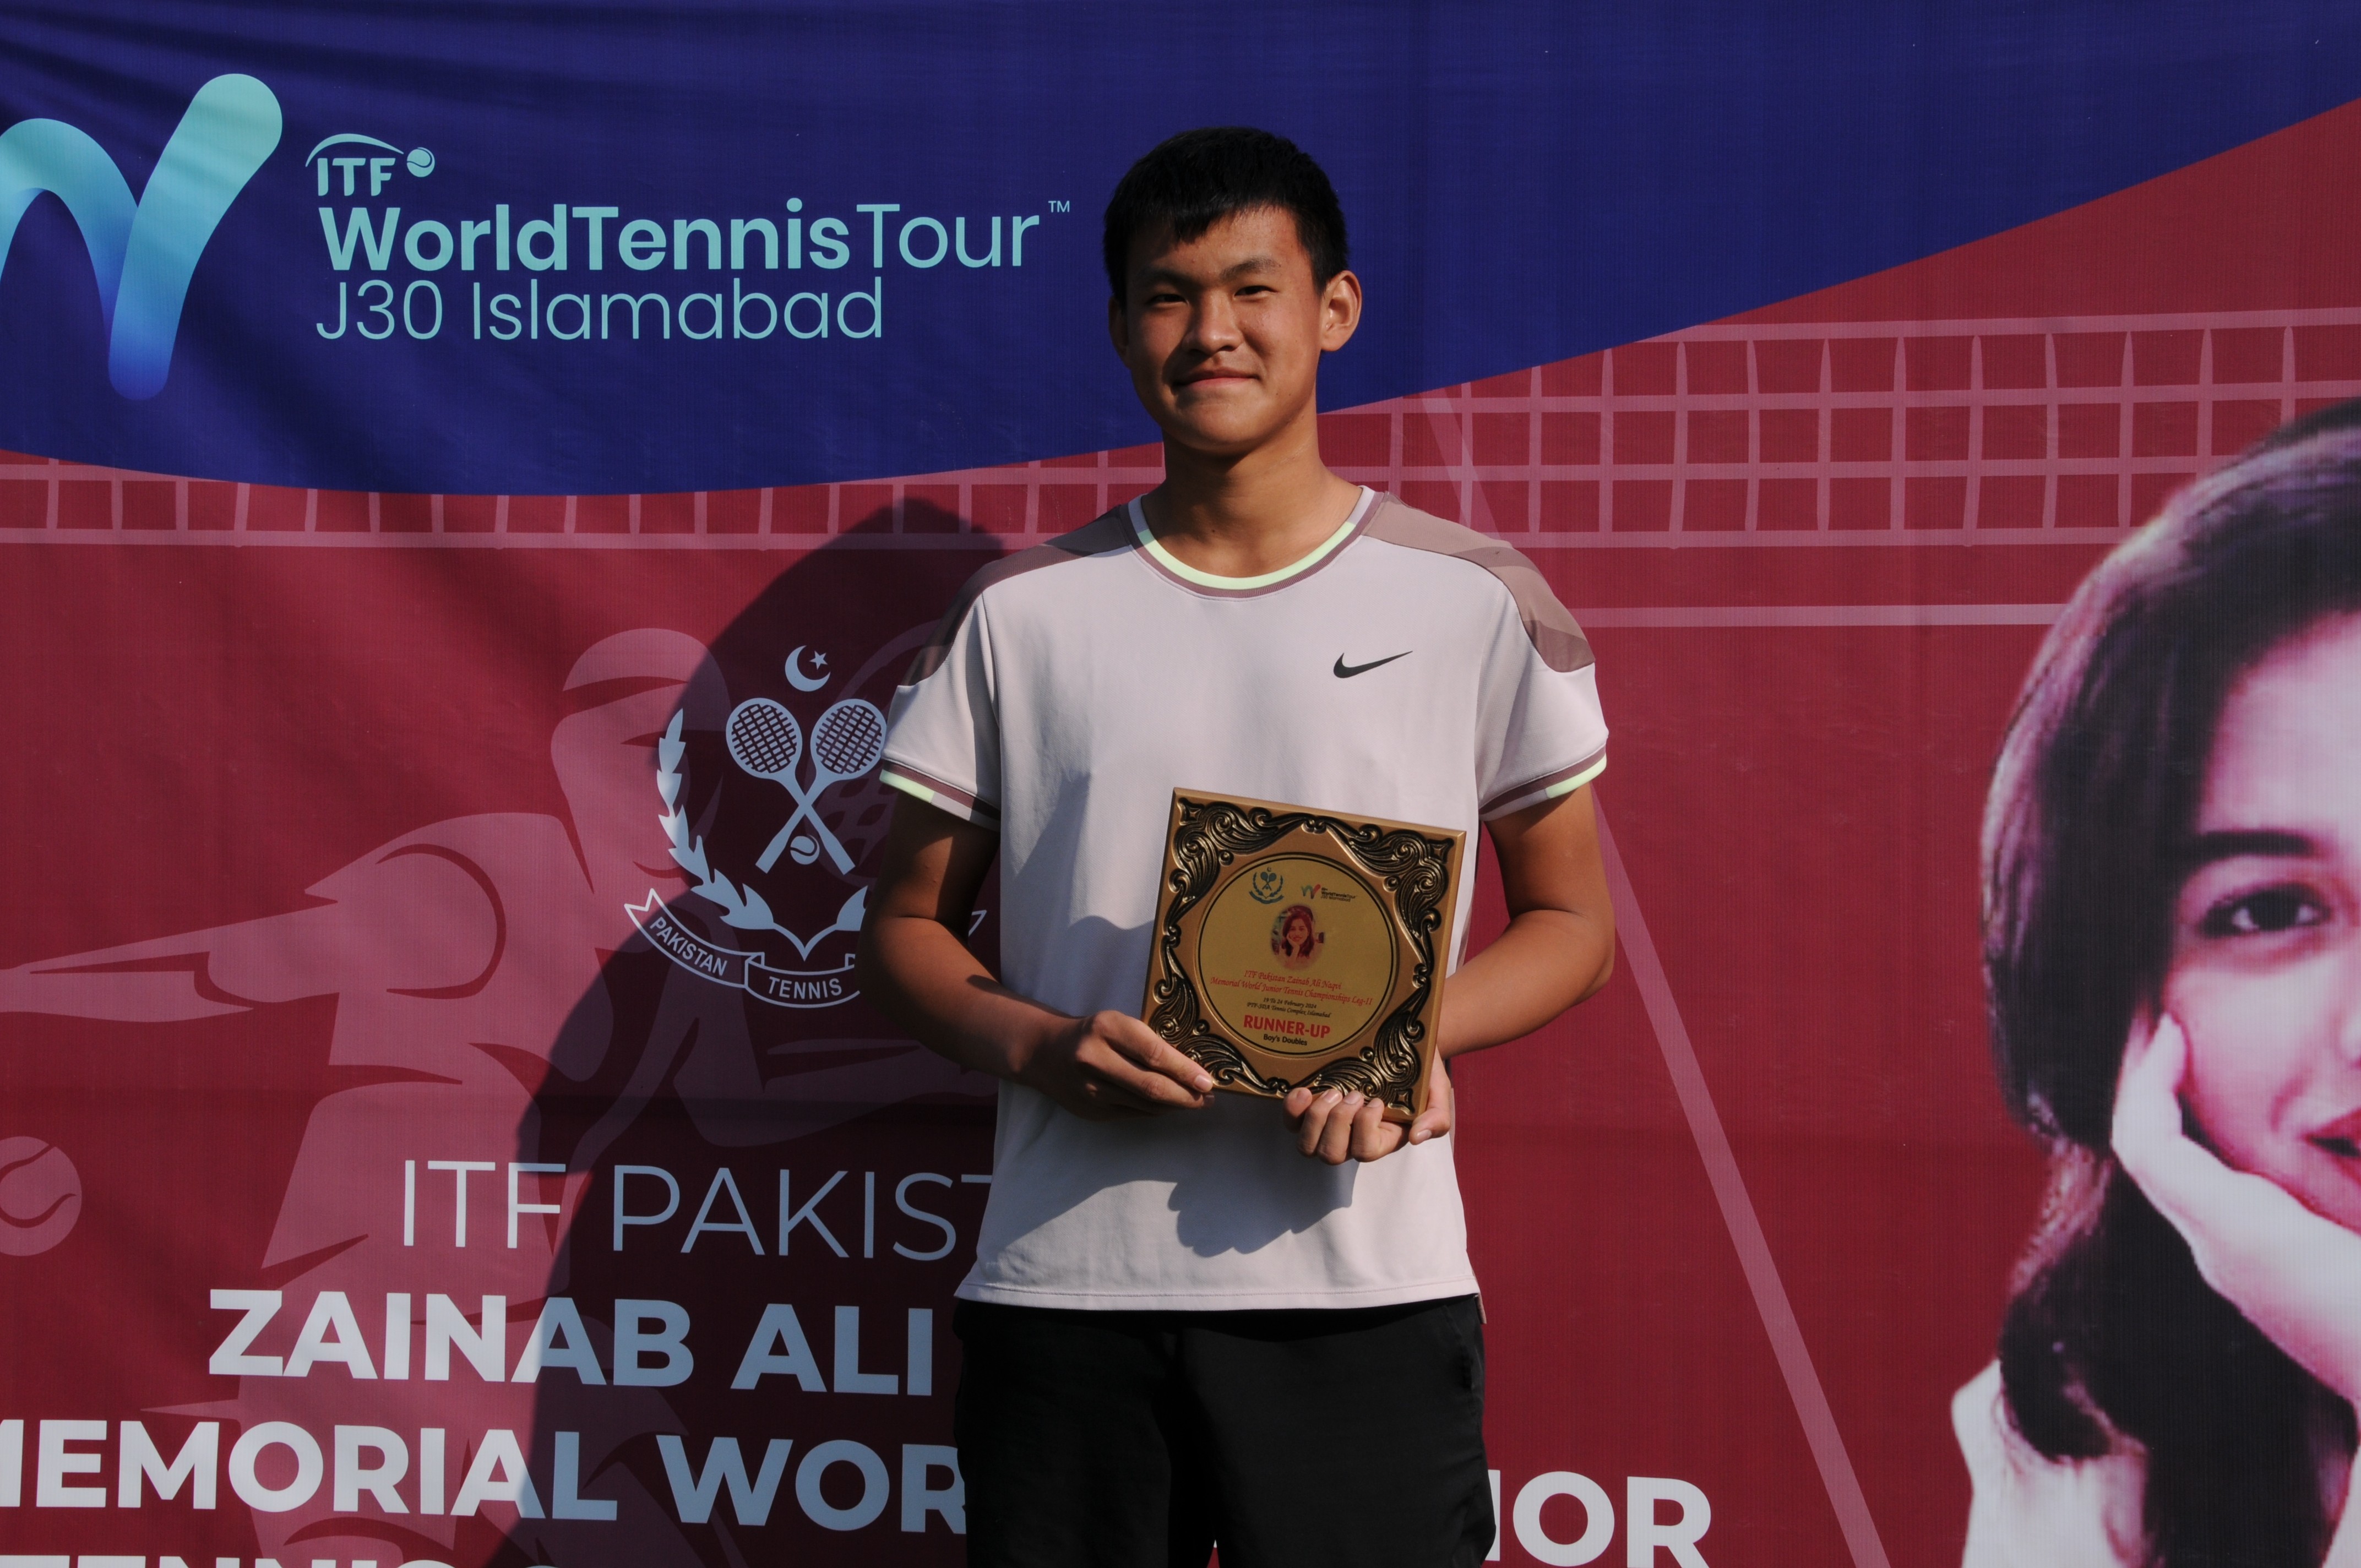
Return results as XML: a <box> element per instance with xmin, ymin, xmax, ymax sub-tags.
<box><xmin>880</xmin><ymin>587</ymin><xmax>1003</xmax><ymax>830</ymax></box>
<box><xmin>1472</xmin><ymin>577</ymin><xmax>1608</xmax><ymax>820</ymax></box>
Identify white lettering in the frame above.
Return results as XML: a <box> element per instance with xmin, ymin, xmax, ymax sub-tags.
<box><xmin>900</xmin><ymin>1443</ymin><xmax>963</xmax><ymax>1534</ymax></box>
<box><xmin>731</xmin><ymin>1304</ymin><xmax>825</xmax><ymax>1392</ymax></box>
<box><xmin>284</xmin><ymin>1290</ymin><xmax>379</xmax><ymax>1380</ymax></box>
<box><xmin>423</xmin><ymin>1294</ymin><xmax>506</xmax><ymax>1382</ymax></box>
<box><xmin>907</xmin><ymin>1307</ymin><xmax>934</xmax><ymax>1397</ymax></box>
<box><xmin>450</xmin><ymin>1427</ymin><xmax>542</xmax><ymax>1518</ymax></box>
<box><xmin>657</xmin><ymin>1435</ymin><xmax>792</xmax><ymax>1526</ymax></box>
<box><xmin>424</xmin><ymin>1159</ymin><xmax>494</xmax><ymax>1247</ymax></box>
<box><xmin>552</xmin><ymin>1430</ymin><xmax>618</xmax><ymax>1521</ymax></box>
<box><xmin>684</xmin><ymin>1168</ymin><xmax>764</xmax><ymax>1254</ymax></box>
<box><xmin>1626</xmin><ymin>1476</ymin><xmax>1711</xmax><ymax>1568</ymax></box>
<box><xmin>833</xmin><ymin>1305</ymin><xmax>896</xmax><ymax>1396</ymax></box>
<box><xmin>614</xmin><ymin>1299</ymin><xmax>693</xmax><ymax>1387</ymax></box>
<box><xmin>207</xmin><ymin>1289</ymin><xmax>283</xmax><ymax>1377</ymax></box>
<box><xmin>613</xmin><ymin>1164</ymin><xmax>680</xmax><ymax>1249</ymax></box>
<box><xmin>0</xmin><ymin>1418</ymin><xmax>20</xmax><ymax>1507</ymax></box>
<box><xmin>417</xmin><ymin>1426</ymin><xmax>445</xmax><ymax>1515</ymax></box>
<box><xmin>332</xmin><ymin>1424</ymin><xmax>409</xmax><ymax>1513</ymax></box>
<box><xmin>893</xmin><ymin>1172</ymin><xmax>956</xmax><ymax>1261</ymax></box>
<box><xmin>778</xmin><ymin>1170</ymin><xmax>848</xmax><ymax>1257</ymax></box>
<box><xmin>1515</xmin><ymin>1471</ymin><xmax>1614</xmax><ymax>1566</ymax></box>
<box><xmin>797</xmin><ymin>1438</ymin><xmax>888</xmax><ymax>1531</ymax></box>
<box><xmin>508</xmin><ymin>1161</ymin><xmax>564</xmax><ymax>1248</ymax></box>
<box><xmin>118</xmin><ymin>1420</ymin><xmax>218</xmax><ymax>1509</ymax></box>
<box><xmin>227</xmin><ymin>1421</ymin><xmax>323</xmax><ymax>1513</ymax></box>
<box><xmin>512</xmin><ymin>1296</ymin><xmax>606</xmax><ymax>1385</ymax></box>
<box><xmin>35</xmin><ymin>1420</ymin><xmax>106</xmax><ymax>1507</ymax></box>
<box><xmin>384</xmin><ymin>1291</ymin><xmax>411</xmax><ymax>1380</ymax></box>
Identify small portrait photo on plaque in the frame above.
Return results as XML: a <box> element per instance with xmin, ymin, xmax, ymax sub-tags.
<box><xmin>1270</xmin><ymin>903</ymin><xmax>1321</xmax><ymax>968</ymax></box>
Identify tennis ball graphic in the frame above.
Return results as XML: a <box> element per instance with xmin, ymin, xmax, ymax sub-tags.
<box><xmin>0</xmin><ymin>1137</ymin><xmax>81</xmax><ymax>1256</ymax></box>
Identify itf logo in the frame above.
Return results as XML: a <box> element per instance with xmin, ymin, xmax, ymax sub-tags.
<box><xmin>0</xmin><ymin>74</ymin><xmax>280</xmax><ymax>398</ymax></box>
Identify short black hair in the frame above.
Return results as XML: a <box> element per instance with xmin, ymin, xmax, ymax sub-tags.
<box><xmin>1102</xmin><ymin>127</ymin><xmax>1349</xmax><ymax>302</ymax></box>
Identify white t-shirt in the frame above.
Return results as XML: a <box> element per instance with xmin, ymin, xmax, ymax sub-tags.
<box><xmin>880</xmin><ymin>487</ymin><xmax>1609</xmax><ymax>1309</ymax></box>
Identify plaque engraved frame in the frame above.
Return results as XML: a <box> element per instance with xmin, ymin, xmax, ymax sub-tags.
<box><xmin>1143</xmin><ymin>790</ymin><xmax>1463</xmax><ymax>1123</ymax></box>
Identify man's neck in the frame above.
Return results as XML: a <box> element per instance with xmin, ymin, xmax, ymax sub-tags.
<box><xmin>1139</xmin><ymin>412</ymin><xmax>1364</xmax><ymax>580</ymax></box>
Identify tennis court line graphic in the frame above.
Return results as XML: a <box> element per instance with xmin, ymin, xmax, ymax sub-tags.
<box><xmin>1596</xmin><ymin>807</ymin><xmax>1894</xmax><ymax>1568</ymax></box>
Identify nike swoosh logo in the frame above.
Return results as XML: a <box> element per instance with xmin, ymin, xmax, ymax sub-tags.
<box><xmin>1334</xmin><ymin>651</ymin><xmax>1411</xmax><ymax>678</ymax></box>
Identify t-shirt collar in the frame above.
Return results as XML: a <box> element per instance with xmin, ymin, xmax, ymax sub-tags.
<box><xmin>1127</xmin><ymin>487</ymin><xmax>1377</xmax><ymax>597</ymax></box>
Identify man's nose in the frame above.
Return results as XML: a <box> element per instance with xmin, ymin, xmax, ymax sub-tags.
<box><xmin>1185</xmin><ymin>295</ymin><xmax>1243</xmax><ymax>352</ymax></box>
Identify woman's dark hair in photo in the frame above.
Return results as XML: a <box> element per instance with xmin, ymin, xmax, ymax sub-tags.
<box><xmin>1102</xmin><ymin>126</ymin><xmax>1349</xmax><ymax>301</ymax></box>
<box><xmin>1984</xmin><ymin>399</ymin><xmax>2361</xmax><ymax>1566</ymax></box>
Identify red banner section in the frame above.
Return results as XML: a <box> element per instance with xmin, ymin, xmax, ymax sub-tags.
<box><xmin>9</xmin><ymin>92</ymin><xmax>2361</xmax><ymax>1568</ymax></box>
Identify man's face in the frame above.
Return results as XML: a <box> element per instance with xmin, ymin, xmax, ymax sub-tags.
<box><xmin>1109</xmin><ymin>205</ymin><xmax>1360</xmax><ymax>458</ymax></box>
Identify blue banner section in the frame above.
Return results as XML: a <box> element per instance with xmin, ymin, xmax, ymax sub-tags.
<box><xmin>3</xmin><ymin>1</ymin><xmax>2360</xmax><ymax>494</ymax></box>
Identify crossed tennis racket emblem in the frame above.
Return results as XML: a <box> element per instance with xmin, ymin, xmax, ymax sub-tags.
<box><xmin>724</xmin><ymin>694</ymin><xmax>888</xmax><ymax>874</ymax></box>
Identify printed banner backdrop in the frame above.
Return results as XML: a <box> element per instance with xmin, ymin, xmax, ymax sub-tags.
<box><xmin>9</xmin><ymin>6</ymin><xmax>2361</xmax><ymax>1566</ymax></box>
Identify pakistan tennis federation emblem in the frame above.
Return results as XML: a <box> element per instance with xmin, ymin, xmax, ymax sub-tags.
<box><xmin>627</xmin><ymin>656</ymin><xmax>889</xmax><ymax>1010</ymax></box>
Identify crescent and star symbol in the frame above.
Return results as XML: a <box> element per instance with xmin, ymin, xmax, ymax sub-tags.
<box><xmin>784</xmin><ymin>645</ymin><xmax>831</xmax><ymax>692</ymax></box>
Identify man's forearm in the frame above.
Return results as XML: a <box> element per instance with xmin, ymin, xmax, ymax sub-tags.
<box><xmin>857</xmin><ymin>798</ymin><xmax>1215</xmax><ymax>1119</ymax></box>
<box><xmin>1436</xmin><ymin>906</ymin><xmax>1614</xmax><ymax>1059</ymax></box>
<box><xmin>857</xmin><ymin>912</ymin><xmax>1060</xmax><ymax>1081</ymax></box>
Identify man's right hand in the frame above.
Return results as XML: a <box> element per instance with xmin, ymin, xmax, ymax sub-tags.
<box><xmin>1015</xmin><ymin>1010</ymin><xmax>1216</xmax><ymax>1119</ymax></box>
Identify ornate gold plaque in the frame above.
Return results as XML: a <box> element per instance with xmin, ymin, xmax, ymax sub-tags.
<box><xmin>1143</xmin><ymin>791</ymin><xmax>1463</xmax><ymax>1123</ymax></box>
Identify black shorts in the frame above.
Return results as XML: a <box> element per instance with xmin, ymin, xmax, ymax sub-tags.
<box><xmin>951</xmin><ymin>1294</ymin><xmax>1493</xmax><ymax>1568</ymax></box>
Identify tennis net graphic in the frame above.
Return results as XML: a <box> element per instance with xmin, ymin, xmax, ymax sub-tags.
<box><xmin>6</xmin><ymin>308</ymin><xmax>2355</xmax><ymax>547</ymax></box>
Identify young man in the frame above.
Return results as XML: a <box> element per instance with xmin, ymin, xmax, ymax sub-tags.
<box><xmin>856</xmin><ymin>127</ymin><xmax>1617</xmax><ymax>1568</ymax></box>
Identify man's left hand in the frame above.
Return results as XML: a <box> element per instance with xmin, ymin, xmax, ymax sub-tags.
<box><xmin>1285</xmin><ymin>1049</ymin><xmax>1452</xmax><ymax>1164</ymax></box>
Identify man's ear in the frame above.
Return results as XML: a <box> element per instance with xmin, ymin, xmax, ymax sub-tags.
<box><xmin>1319</xmin><ymin>269</ymin><xmax>1363</xmax><ymax>353</ymax></box>
<box><xmin>1108</xmin><ymin>294</ymin><xmax>1130</xmax><ymax>361</ymax></box>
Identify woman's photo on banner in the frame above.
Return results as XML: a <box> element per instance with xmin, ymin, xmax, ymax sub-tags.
<box><xmin>1967</xmin><ymin>401</ymin><xmax>2361</xmax><ymax>1567</ymax></box>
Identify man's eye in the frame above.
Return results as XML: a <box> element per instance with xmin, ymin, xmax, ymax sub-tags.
<box><xmin>2200</xmin><ymin>886</ymin><xmax>2329</xmax><ymax>937</ymax></box>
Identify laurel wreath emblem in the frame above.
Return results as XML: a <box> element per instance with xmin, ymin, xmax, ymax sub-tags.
<box><xmin>655</xmin><ymin>710</ymin><xmax>789</xmax><ymax>937</ymax></box>
<box><xmin>651</xmin><ymin>709</ymin><xmax>872</xmax><ymax>963</ymax></box>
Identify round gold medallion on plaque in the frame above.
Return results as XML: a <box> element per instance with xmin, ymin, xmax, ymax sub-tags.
<box><xmin>1191</xmin><ymin>853</ymin><xmax>1398</xmax><ymax>1057</ymax></box>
